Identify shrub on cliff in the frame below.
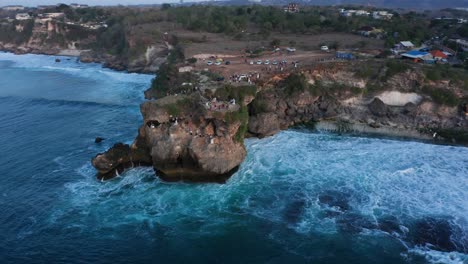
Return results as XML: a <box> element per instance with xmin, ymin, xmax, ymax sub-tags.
<box><xmin>382</xmin><ymin>61</ymin><xmax>410</xmax><ymax>81</ymax></box>
<box><xmin>214</xmin><ymin>85</ymin><xmax>256</xmax><ymax>102</ymax></box>
<box><xmin>424</xmin><ymin>65</ymin><xmax>468</xmax><ymax>89</ymax></box>
<box><xmin>249</xmin><ymin>92</ymin><xmax>269</xmax><ymax>115</ymax></box>
<box><xmin>225</xmin><ymin>105</ymin><xmax>249</xmax><ymax>143</ymax></box>
<box><xmin>282</xmin><ymin>73</ymin><xmax>309</xmax><ymax>95</ymax></box>
<box><xmin>422</xmin><ymin>86</ymin><xmax>460</xmax><ymax>107</ymax></box>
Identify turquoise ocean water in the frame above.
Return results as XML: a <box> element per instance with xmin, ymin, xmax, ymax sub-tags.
<box><xmin>0</xmin><ymin>52</ymin><xmax>466</xmax><ymax>264</ymax></box>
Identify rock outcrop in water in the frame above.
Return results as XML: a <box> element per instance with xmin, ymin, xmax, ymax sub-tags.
<box><xmin>93</xmin><ymin>93</ymin><xmax>249</xmax><ymax>182</ymax></box>
<box><xmin>93</xmin><ymin>61</ymin><xmax>468</xmax><ymax>182</ymax></box>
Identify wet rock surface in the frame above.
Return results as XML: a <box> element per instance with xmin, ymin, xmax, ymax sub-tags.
<box><xmin>283</xmin><ymin>196</ymin><xmax>307</xmax><ymax>224</ymax></box>
<box><xmin>336</xmin><ymin>213</ymin><xmax>378</xmax><ymax>234</ymax></box>
<box><xmin>410</xmin><ymin>217</ymin><xmax>467</xmax><ymax>253</ymax></box>
<box><xmin>368</xmin><ymin>98</ymin><xmax>389</xmax><ymax>117</ymax></box>
<box><xmin>92</xmin><ymin>94</ymin><xmax>247</xmax><ymax>181</ymax></box>
<box><xmin>318</xmin><ymin>190</ymin><xmax>351</xmax><ymax>212</ymax></box>
<box><xmin>92</xmin><ymin>64</ymin><xmax>468</xmax><ymax>182</ymax></box>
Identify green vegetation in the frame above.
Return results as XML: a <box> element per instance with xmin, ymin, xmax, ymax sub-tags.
<box><xmin>354</xmin><ymin>63</ymin><xmax>381</xmax><ymax>79</ymax></box>
<box><xmin>249</xmin><ymin>92</ymin><xmax>269</xmax><ymax>115</ymax></box>
<box><xmin>434</xmin><ymin>128</ymin><xmax>468</xmax><ymax>144</ymax></box>
<box><xmin>383</xmin><ymin>61</ymin><xmax>410</xmax><ymax>81</ymax></box>
<box><xmin>211</xmin><ymin>85</ymin><xmax>256</xmax><ymax>143</ymax></box>
<box><xmin>281</xmin><ymin>73</ymin><xmax>361</xmax><ymax>97</ymax></box>
<box><xmin>163</xmin><ymin>96</ymin><xmax>204</xmax><ymax>117</ymax></box>
<box><xmin>422</xmin><ymin>86</ymin><xmax>460</xmax><ymax>107</ymax></box>
<box><xmin>187</xmin><ymin>57</ymin><xmax>197</xmax><ymax>64</ymax></box>
<box><xmin>282</xmin><ymin>73</ymin><xmax>309</xmax><ymax>95</ymax></box>
<box><xmin>424</xmin><ymin>65</ymin><xmax>468</xmax><ymax>90</ymax></box>
<box><xmin>148</xmin><ymin>36</ymin><xmax>195</xmax><ymax>98</ymax></box>
<box><xmin>0</xmin><ymin>20</ymin><xmax>34</xmax><ymax>44</ymax></box>
<box><xmin>214</xmin><ymin>85</ymin><xmax>257</xmax><ymax>102</ymax></box>
<box><xmin>225</xmin><ymin>105</ymin><xmax>249</xmax><ymax>143</ymax></box>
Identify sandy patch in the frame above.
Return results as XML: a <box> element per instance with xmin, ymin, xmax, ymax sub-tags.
<box><xmin>193</xmin><ymin>54</ymin><xmax>238</xmax><ymax>60</ymax></box>
<box><xmin>57</xmin><ymin>49</ymin><xmax>85</xmax><ymax>56</ymax></box>
<box><xmin>376</xmin><ymin>91</ymin><xmax>422</xmax><ymax>106</ymax></box>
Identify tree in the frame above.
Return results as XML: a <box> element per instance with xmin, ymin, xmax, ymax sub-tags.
<box><xmin>161</xmin><ymin>3</ymin><xmax>171</xmax><ymax>10</ymax></box>
<box><xmin>270</xmin><ymin>39</ymin><xmax>281</xmax><ymax>47</ymax></box>
<box><xmin>329</xmin><ymin>41</ymin><xmax>340</xmax><ymax>50</ymax></box>
<box><xmin>458</xmin><ymin>24</ymin><xmax>468</xmax><ymax>38</ymax></box>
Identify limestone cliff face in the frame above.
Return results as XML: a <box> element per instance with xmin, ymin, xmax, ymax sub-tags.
<box><xmin>248</xmin><ymin>89</ymin><xmax>342</xmax><ymax>137</ymax></box>
<box><xmin>0</xmin><ymin>20</ymin><xmax>167</xmax><ymax>73</ymax></box>
<box><xmin>92</xmin><ymin>62</ymin><xmax>468</xmax><ymax>182</ymax></box>
<box><xmin>93</xmin><ymin>94</ymin><xmax>247</xmax><ymax>182</ymax></box>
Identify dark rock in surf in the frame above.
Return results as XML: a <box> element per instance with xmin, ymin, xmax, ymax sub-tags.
<box><xmin>411</xmin><ymin>217</ymin><xmax>466</xmax><ymax>253</ymax></box>
<box><xmin>368</xmin><ymin>98</ymin><xmax>388</xmax><ymax>117</ymax></box>
<box><xmin>336</xmin><ymin>213</ymin><xmax>378</xmax><ymax>234</ymax></box>
<box><xmin>378</xmin><ymin>215</ymin><xmax>404</xmax><ymax>235</ymax></box>
<box><xmin>318</xmin><ymin>190</ymin><xmax>350</xmax><ymax>212</ymax></box>
<box><xmin>283</xmin><ymin>198</ymin><xmax>307</xmax><ymax>224</ymax></box>
<box><xmin>95</xmin><ymin>137</ymin><xmax>105</xmax><ymax>143</ymax></box>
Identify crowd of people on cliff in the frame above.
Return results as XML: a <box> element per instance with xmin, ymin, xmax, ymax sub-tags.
<box><xmin>204</xmin><ymin>97</ymin><xmax>236</xmax><ymax>111</ymax></box>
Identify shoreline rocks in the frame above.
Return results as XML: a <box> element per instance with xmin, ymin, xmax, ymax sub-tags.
<box><xmin>92</xmin><ymin>94</ymin><xmax>248</xmax><ymax>181</ymax></box>
<box><xmin>92</xmin><ymin>86</ymin><xmax>468</xmax><ymax>182</ymax></box>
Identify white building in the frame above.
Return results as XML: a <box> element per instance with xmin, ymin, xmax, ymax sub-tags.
<box><xmin>178</xmin><ymin>66</ymin><xmax>194</xmax><ymax>73</ymax></box>
<box><xmin>397</xmin><ymin>41</ymin><xmax>415</xmax><ymax>50</ymax></box>
<box><xmin>340</xmin><ymin>9</ymin><xmax>370</xmax><ymax>17</ymax></box>
<box><xmin>15</xmin><ymin>13</ymin><xmax>32</xmax><ymax>20</ymax></box>
<box><xmin>355</xmin><ymin>10</ymin><xmax>370</xmax><ymax>16</ymax></box>
<box><xmin>455</xmin><ymin>39</ymin><xmax>468</xmax><ymax>52</ymax></box>
<box><xmin>2</xmin><ymin>5</ymin><xmax>25</xmax><ymax>11</ymax></box>
<box><xmin>42</xmin><ymin>13</ymin><xmax>65</xmax><ymax>19</ymax></box>
<box><xmin>70</xmin><ymin>3</ymin><xmax>89</xmax><ymax>9</ymax></box>
<box><xmin>373</xmin><ymin>11</ymin><xmax>393</xmax><ymax>20</ymax></box>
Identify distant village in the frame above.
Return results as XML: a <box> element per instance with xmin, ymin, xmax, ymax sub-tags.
<box><xmin>1</xmin><ymin>4</ymin><xmax>108</xmax><ymax>30</ymax></box>
<box><xmin>2</xmin><ymin>2</ymin><xmax>468</xmax><ymax>68</ymax></box>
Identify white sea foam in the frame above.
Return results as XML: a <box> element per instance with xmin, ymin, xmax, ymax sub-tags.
<box><xmin>50</xmin><ymin>109</ymin><xmax>468</xmax><ymax>261</ymax></box>
<box><xmin>409</xmin><ymin>247</ymin><xmax>467</xmax><ymax>264</ymax></box>
<box><xmin>0</xmin><ymin>52</ymin><xmax>154</xmax><ymax>106</ymax></box>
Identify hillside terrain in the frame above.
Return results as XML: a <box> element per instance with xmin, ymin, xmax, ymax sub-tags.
<box><xmin>0</xmin><ymin>4</ymin><xmax>467</xmax><ymax>181</ymax></box>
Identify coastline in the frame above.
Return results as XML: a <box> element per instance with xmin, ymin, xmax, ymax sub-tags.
<box><xmin>0</xmin><ymin>47</ymin><xmax>148</xmax><ymax>73</ymax></box>
<box><xmin>1</xmin><ymin>51</ymin><xmax>465</xmax><ymax>148</ymax></box>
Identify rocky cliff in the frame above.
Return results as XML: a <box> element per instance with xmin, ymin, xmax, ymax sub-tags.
<box><xmin>93</xmin><ymin>61</ymin><xmax>468</xmax><ymax>182</ymax></box>
<box><xmin>0</xmin><ymin>20</ymin><xmax>168</xmax><ymax>73</ymax></box>
<box><xmin>93</xmin><ymin>93</ymin><xmax>250</xmax><ymax>182</ymax></box>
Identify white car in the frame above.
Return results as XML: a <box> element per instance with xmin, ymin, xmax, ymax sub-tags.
<box><xmin>321</xmin><ymin>46</ymin><xmax>329</xmax><ymax>52</ymax></box>
<box><xmin>249</xmin><ymin>61</ymin><xmax>254</xmax><ymax>65</ymax></box>
<box><xmin>207</xmin><ymin>61</ymin><xmax>213</xmax><ymax>65</ymax></box>
<box><xmin>256</xmin><ymin>60</ymin><xmax>262</xmax><ymax>65</ymax></box>
<box><xmin>215</xmin><ymin>61</ymin><xmax>221</xmax><ymax>66</ymax></box>
<box><xmin>272</xmin><ymin>60</ymin><xmax>278</xmax><ymax>65</ymax></box>
<box><xmin>264</xmin><ymin>60</ymin><xmax>270</xmax><ymax>65</ymax></box>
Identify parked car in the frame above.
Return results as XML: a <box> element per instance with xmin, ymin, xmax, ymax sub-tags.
<box><xmin>321</xmin><ymin>46</ymin><xmax>329</xmax><ymax>52</ymax></box>
<box><xmin>215</xmin><ymin>61</ymin><xmax>221</xmax><ymax>66</ymax></box>
<box><xmin>207</xmin><ymin>61</ymin><xmax>213</xmax><ymax>65</ymax></box>
<box><xmin>249</xmin><ymin>61</ymin><xmax>254</xmax><ymax>65</ymax></box>
<box><xmin>225</xmin><ymin>61</ymin><xmax>231</xmax><ymax>65</ymax></box>
<box><xmin>256</xmin><ymin>60</ymin><xmax>262</xmax><ymax>65</ymax></box>
<box><xmin>264</xmin><ymin>60</ymin><xmax>270</xmax><ymax>65</ymax></box>
<box><xmin>272</xmin><ymin>60</ymin><xmax>278</xmax><ymax>65</ymax></box>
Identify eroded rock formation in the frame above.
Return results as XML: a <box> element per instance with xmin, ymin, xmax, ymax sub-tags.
<box><xmin>93</xmin><ymin>94</ymin><xmax>248</xmax><ymax>182</ymax></box>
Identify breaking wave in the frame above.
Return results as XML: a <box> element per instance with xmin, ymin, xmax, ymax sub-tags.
<box><xmin>1</xmin><ymin>52</ymin><xmax>467</xmax><ymax>264</ymax></box>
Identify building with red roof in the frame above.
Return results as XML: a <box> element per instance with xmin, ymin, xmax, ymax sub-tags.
<box><xmin>430</xmin><ymin>50</ymin><xmax>448</xmax><ymax>61</ymax></box>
